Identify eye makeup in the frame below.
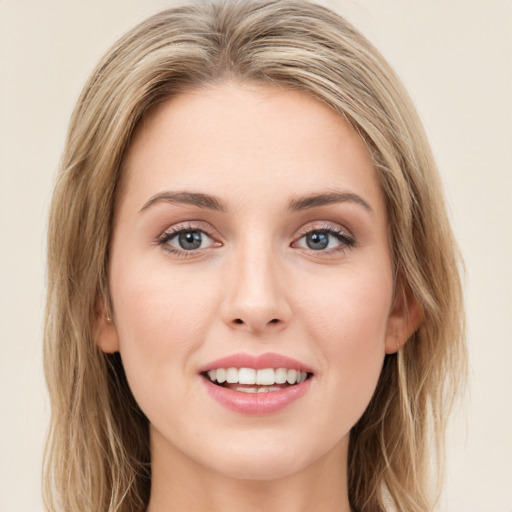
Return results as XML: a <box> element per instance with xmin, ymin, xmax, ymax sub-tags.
<box><xmin>292</xmin><ymin>221</ymin><xmax>356</xmax><ymax>256</ymax></box>
<box><xmin>156</xmin><ymin>219</ymin><xmax>356</xmax><ymax>259</ymax></box>
<box><xmin>157</xmin><ymin>222</ymin><xmax>222</xmax><ymax>257</ymax></box>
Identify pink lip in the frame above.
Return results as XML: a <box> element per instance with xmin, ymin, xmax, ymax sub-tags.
<box><xmin>201</xmin><ymin>377</ymin><xmax>312</xmax><ymax>415</ymax></box>
<box><xmin>199</xmin><ymin>352</ymin><xmax>314</xmax><ymax>373</ymax></box>
<box><xmin>199</xmin><ymin>352</ymin><xmax>314</xmax><ymax>415</ymax></box>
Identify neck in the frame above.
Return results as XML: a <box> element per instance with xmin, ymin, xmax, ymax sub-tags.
<box><xmin>146</xmin><ymin>428</ymin><xmax>351</xmax><ymax>512</ymax></box>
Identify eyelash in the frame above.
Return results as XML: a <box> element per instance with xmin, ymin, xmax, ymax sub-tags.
<box><xmin>157</xmin><ymin>223</ymin><xmax>218</xmax><ymax>258</ymax></box>
<box><xmin>157</xmin><ymin>222</ymin><xmax>355</xmax><ymax>257</ymax></box>
<box><xmin>292</xmin><ymin>223</ymin><xmax>355</xmax><ymax>255</ymax></box>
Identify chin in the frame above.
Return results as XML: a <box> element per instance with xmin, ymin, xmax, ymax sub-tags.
<box><xmin>211</xmin><ymin>454</ymin><xmax>308</xmax><ymax>481</ymax></box>
<box><xmin>199</xmin><ymin>433</ymin><xmax>336</xmax><ymax>482</ymax></box>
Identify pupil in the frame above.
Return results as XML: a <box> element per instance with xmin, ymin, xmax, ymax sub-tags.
<box><xmin>178</xmin><ymin>231</ymin><xmax>202</xmax><ymax>250</ymax></box>
<box><xmin>306</xmin><ymin>231</ymin><xmax>329</xmax><ymax>250</ymax></box>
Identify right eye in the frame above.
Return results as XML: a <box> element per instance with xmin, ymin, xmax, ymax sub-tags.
<box><xmin>158</xmin><ymin>226</ymin><xmax>220</xmax><ymax>255</ymax></box>
<box><xmin>168</xmin><ymin>230</ymin><xmax>211</xmax><ymax>250</ymax></box>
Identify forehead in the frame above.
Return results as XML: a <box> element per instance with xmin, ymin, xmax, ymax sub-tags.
<box><xmin>118</xmin><ymin>81</ymin><xmax>385</xmax><ymax>216</ymax></box>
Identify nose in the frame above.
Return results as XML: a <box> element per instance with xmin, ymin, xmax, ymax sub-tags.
<box><xmin>221</xmin><ymin>242</ymin><xmax>292</xmax><ymax>334</ymax></box>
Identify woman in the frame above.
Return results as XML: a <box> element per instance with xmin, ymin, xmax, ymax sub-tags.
<box><xmin>43</xmin><ymin>0</ymin><xmax>466</xmax><ymax>511</ymax></box>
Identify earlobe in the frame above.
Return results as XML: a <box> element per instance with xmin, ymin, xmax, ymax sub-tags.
<box><xmin>385</xmin><ymin>286</ymin><xmax>423</xmax><ymax>354</ymax></box>
<box><xmin>96</xmin><ymin>298</ymin><xmax>120</xmax><ymax>353</ymax></box>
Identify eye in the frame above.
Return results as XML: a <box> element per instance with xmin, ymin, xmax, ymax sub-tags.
<box><xmin>158</xmin><ymin>226</ymin><xmax>219</xmax><ymax>254</ymax></box>
<box><xmin>293</xmin><ymin>226</ymin><xmax>355</xmax><ymax>253</ymax></box>
<box><xmin>173</xmin><ymin>230</ymin><xmax>208</xmax><ymax>250</ymax></box>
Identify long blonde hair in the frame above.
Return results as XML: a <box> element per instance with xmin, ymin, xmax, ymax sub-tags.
<box><xmin>44</xmin><ymin>1</ymin><xmax>466</xmax><ymax>510</ymax></box>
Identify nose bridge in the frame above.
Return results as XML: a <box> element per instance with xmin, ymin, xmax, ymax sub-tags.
<box><xmin>222</xmin><ymin>234</ymin><xmax>290</xmax><ymax>332</ymax></box>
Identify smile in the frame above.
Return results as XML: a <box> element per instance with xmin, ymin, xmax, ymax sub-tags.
<box><xmin>200</xmin><ymin>353</ymin><xmax>314</xmax><ymax>414</ymax></box>
<box><xmin>204</xmin><ymin>367</ymin><xmax>310</xmax><ymax>393</ymax></box>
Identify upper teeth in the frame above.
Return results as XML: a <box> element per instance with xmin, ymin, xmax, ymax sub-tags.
<box><xmin>207</xmin><ymin>368</ymin><xmax>308</xmax><ymax>385</ymax></box>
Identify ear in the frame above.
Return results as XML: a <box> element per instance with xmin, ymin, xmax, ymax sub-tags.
<box><xmin>385</xmin><ymin>284</ymin><xmax>423</xmax><ymax>354</ymax></box>
<box><xmin>96</xmin><ymin>296</ymin><xmax>120</xmax><ymax>353</ymax></box>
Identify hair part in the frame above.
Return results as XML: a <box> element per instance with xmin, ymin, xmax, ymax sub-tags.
<box><xmin>44</xmin><ymin>1</ymin><xmax>466</xmax><ymax>510</ymax></box>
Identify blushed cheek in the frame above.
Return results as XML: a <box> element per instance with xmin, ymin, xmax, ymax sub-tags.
<box><xmin>118</xmin><ymin>278</ymin><xmax>205</xmax><ymax>350</ymax></box>
<box><xmin>111</xmin><ymin>282</ymin><xmax>208</xmax><ymax>427</ymax></box>
<box><xmin>307</xmin><ymin>275</ymin><xmax>391</xmax><ymax>411</ymax></box>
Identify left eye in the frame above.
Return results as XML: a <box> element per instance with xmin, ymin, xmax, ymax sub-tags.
<box><xmin>295</xmin><ymin>230</ymin><xmax>349</xmax><ymax>251</ymax></box>
<box><xmin>164</xmin><ymin>229</ymin><xmax>214</xmax><ymax>251</ymax></box>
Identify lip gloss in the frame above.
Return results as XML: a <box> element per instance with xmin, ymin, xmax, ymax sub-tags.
<box><xmin>200</xmin><ymin>352</ymin><xmax>313</xmax><ymax>415</ymax></box>
<box><xmin>202</xmin><ymin>376</ymin><xmax>311</xmax><ymax>414</ymax></box>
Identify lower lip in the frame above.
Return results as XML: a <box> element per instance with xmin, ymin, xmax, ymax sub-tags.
<box><xmin>202</xmin><ymin>377</ymin><xmax>312</xmax><ymax>415</ymax></box>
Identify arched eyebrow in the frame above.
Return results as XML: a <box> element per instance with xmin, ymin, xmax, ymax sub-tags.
<box><xmin>139</xmin><ymin>191</ymin><xmax>227</xmax><ymax>213</ymax></box>
<box><xmin>139</xmin><ymin>190</ymin><xmax>372</xmax><ymax>215</ymax></box>
<box><xmin>288</xmin><ymin>191</ymin><xmax>373</xmax><ymax>214</ymax></box>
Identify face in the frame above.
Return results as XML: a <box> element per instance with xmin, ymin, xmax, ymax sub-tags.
<box><xmin>101</xmin><ymin>82</ymin><xmax>413</xmax><ymax>481</ymax></box>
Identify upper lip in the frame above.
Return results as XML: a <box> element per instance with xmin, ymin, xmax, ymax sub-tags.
<box><xmin>199</xmin><ymin>352</ymin><xmax>314</xmax><ymax>373</ymax></box>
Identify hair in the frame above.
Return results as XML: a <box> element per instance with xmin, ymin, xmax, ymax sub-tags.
<box><xmin>43</xmin><ymin>1</ymin><xmax>466</xmax><ymax>511</ymax></box>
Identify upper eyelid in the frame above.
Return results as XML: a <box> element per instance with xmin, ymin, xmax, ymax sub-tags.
<box><xmin>156</xmin><ymin>220</ymin><xmax>354</xmax><ymax>246</ymax></box>
<box><xmin>159</xmin><ymin>227</ymin><xmax>212</xmax><ymax>242</ymax></box>
<box><xmin>294</xmin><ymin>221</ymin><xmax>354</xmax><ymax>239</ymax></box>
<box><xmin>158</xmin><ymin>225</ymin><xmax>219</xmax><ymax>256</ymax></box>
<box><xmin>159</xmin><ymin>221</ymin><xmax>218</xmax><ymax>239</ymax></box>
<box><xmin>291</xmin><ymin>222</ymin><xmax>356</xmax><ymax>253</ymax></box>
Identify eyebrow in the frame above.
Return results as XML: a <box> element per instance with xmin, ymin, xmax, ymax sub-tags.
<box><xmin>139</xmin><ymin>189</ymin><xmax>373</xmax><ymax>215</ymax></box>
<box><xmin>288</xmin><ymin>191</ymin><xmax>373</xmax><ymax>213</ymax></box>
<box><xmin>139</xmin><ymin>191</ymin><xmax>227</xmax><ymax>213</ymax></box>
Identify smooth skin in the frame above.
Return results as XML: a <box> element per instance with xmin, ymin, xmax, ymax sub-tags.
<box><xmin>98</xmin><ymin>82</ymin><xmax>421</xmax><ymax>512</ymax></box>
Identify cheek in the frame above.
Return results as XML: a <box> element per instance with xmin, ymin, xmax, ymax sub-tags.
<box><xmin>109</xmin><ymin>264</ymin><xmax>219</xmax><ymax>404</ymax></box>
<box><xmin>299</xmin><ymin>267</ymin><xmax>392</xmax><ymax>417</ymax></box>
<box><xmin>113</xmin><ymin>256</ymin><xmax>219</xmax><ymax>335</ymax></box>
<box><xmin>300</xmin><ymin>264</ymin><xmax>393</xmax><ymax>342</ymax></box>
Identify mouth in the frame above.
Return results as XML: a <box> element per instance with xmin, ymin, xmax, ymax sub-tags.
<box><xmin>201</xmin><ymin>367</ymin><xmax>313</xmax><ymax>394</ymax></box>
<box><xmin>199</xmin><ymin>352</ymin><xmax>314</xmax><ymax>414</ymax></box>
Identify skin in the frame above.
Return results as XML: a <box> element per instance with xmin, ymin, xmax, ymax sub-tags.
<box><xmin>99</xmin><ymin>81</ymin><xmax>420</xmax><ymax>511</ymax></box>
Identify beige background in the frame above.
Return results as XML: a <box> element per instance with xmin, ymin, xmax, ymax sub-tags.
<box><xmin>1</xmin><ymin>1</ymin><xmax>511</xmax><ymax>510</ymax></box>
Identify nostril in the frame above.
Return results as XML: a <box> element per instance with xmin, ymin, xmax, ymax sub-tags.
<box><xmin>229</xmin><ymin>317</ymin><xmax>284</xmax><ymax>330</ymax></box>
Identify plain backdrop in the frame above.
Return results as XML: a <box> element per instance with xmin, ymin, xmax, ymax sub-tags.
<box><xmin>0</xmin><ymin>1</ymin><xmax>511</xmax><ymax>511</ymax></box>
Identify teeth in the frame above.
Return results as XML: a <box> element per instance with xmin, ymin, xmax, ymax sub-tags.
<box><xmin>226</xmin><ymin>367</ymin><xmax>238</xmax><ymax>383</ymax></box>
<box><xmin>256</xmin><ymin>368</ymin><xmax>275</xmax><ymax>385</ymax></box>
<box><xmin>235</xmin><ymin>386</ymin><xmax>258</xmax><ymax>393</ymax></box>
<box><xmin>234</xmin><ymin>384</ymin><xmax>294</xmax><ymax>394</ymax></box>
<box><xmin>206</xmin><ymin>367</ymin><xmax>309</xmax><ymax>386</ymax></box>
<box><xmin>216</xmin><ymin>368</ymin><xmax>226</xmax><ymax>383</ymax></box>
<box><xmin>238</xmin><ymin>368</ymin><xmax>256</xmax><ymax>385</ymax></box>
<box><xmin>275</xmin><ymin>368</ymin><xmax>288</xmax><ymax>384</ymax></box>
<box><xmin>287</xmin><ymin>369</ymin><xmax>298</xmax><ymax>384</ymax></box>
